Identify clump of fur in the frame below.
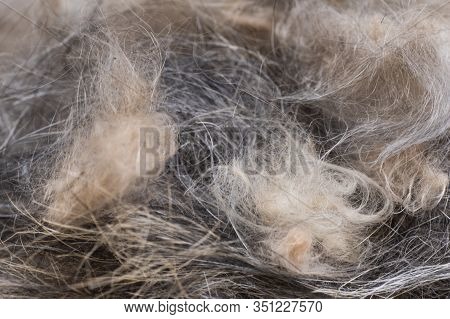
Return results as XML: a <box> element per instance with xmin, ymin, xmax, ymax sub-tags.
<box><xmin>273</xmin><ymin>0</ymin><xmax>450</xmax><ymax>211</ymax></box>
<box><xmin>45</xmin><ymin>41</ymin><xmax>176</xmax><ymax>225</ymax></box>
<box><xmin>213</xmin><ymin>139</ymin><xmax>391</xmax><ymax>274</ymax></box>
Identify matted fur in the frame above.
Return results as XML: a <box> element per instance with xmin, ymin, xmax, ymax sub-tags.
<box><xmin>0</xmin><ymin>0</ymin><xmax>449</xmax><ymax>298</ymax></box>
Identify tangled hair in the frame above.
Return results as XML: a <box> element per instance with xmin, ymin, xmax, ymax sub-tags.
<box><xmin>0</xmin><ymin>0</ymin><xmax>449</xmax><ymax>298</ymax></box>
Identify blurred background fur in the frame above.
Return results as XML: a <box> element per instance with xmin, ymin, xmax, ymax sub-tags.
<box><xmin>0</xmin><ymin>0</ymin><xmax>449</xmax><ymax>298</ymax></box>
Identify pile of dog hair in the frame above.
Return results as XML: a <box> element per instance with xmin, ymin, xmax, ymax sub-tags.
<box><xmin>0</xmin><ymin>0</ymin><xmax>449</xmax><ymax>298</ymax></box>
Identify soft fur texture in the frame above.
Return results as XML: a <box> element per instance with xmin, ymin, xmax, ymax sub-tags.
<box><xmin>0</xmin><ymin>0</ymin><xmax>449</xmax><ymax>298</ymax></box>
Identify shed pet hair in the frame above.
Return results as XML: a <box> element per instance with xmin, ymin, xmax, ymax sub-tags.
<box><xmin>0</xmin><ymin>0</ymin><xmax>449</xmax><ymax>298</ymax></box>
